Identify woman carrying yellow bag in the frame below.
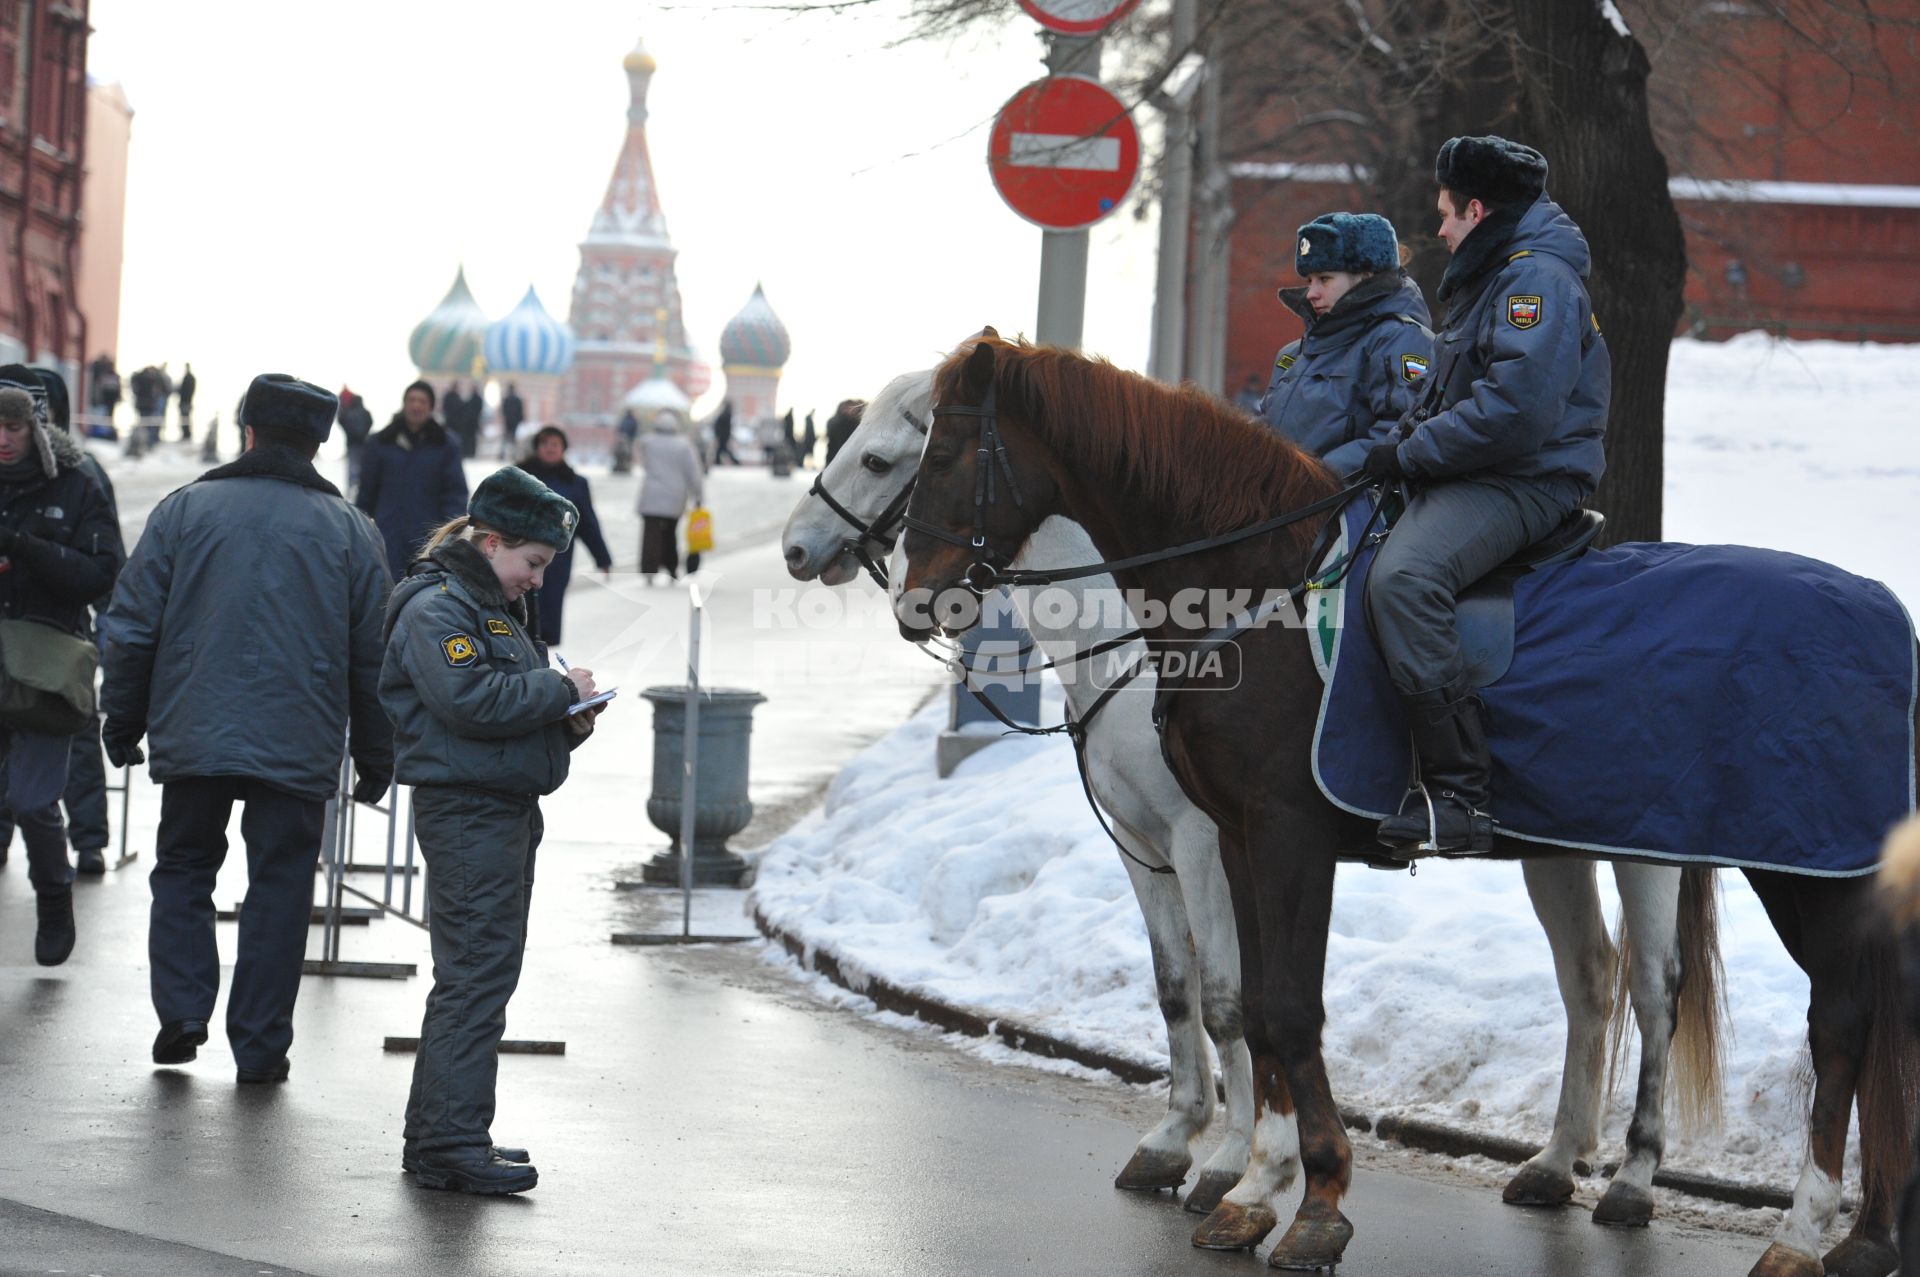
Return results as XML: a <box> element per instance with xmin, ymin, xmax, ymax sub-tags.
<box><xmin>684</xmin><ymin>504</ymin><xmax>714</xmax><ymax>574</ymax></box>
<box><xmin>635</xmin><ymin>413</ymin><xmax>703</xmax><ymax>585</ymax></box>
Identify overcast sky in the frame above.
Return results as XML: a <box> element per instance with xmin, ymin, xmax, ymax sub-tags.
<box><xmin>87</xmin><ymin>0</ymin><xmax>1162</xmax><ymax>430</ymax></box>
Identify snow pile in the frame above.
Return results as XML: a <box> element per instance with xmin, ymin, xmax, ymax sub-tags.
<box><xmin>753</xmin><ymin>336</ymin><xmax>1920</xmax><ymax>1192</ymax></box>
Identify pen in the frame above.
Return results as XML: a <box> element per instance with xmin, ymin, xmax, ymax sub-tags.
<box><xmin>553</xmin><ymin>652</ymin><xmax>571</xmax><ymax>674</ymax></box>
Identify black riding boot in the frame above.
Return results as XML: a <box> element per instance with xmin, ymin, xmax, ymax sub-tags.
<box><xmin>1377</xmin><ymin>684</ymin><xmax>1495</xmax><ymax>856</ymax></box>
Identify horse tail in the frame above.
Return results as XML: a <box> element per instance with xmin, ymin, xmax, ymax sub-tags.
<box><xmin>1670</xmin><ymin>866</ymin><xmax>1727</xmax><ymax>1133</ymax></box>
<box><xmin>1863</xmin><ymin>815</ymin><xmax>1920</xmax><ymax>1226</ymax></box>
<box><xmin>1603</xmin><ymin>866</ymin><xmax>1727</xmax><ymax>1134</ymax></box>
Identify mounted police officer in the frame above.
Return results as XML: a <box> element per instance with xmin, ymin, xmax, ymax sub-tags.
<box><xmin>1360</xmin><ymin>136</ymin><xmax>1610</xmax><ymax>855</ymax></box>
<box><xmin>382</xmin><ymin>468</ymin><xmax>601</xmax><ymax>1195</ymax></box>
<box><xmin>1258</xmin><ymin>212</ymin><xmax>1433</xmax><ymax>474</ymax></box>
<box><xmin>101</xmin><ymin>374</ymin><xmax>394</xmax><ymax>1080</ymax></box>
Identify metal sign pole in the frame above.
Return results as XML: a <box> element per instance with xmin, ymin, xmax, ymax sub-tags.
<box><xmin>679</xmin><ymin>588</ymin><xmax>703</xmax><ymax>939</ymax></box>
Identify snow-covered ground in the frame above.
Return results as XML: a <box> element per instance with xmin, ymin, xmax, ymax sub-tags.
<box><xmin>751</xmin><ymin>335</ymin><xmax>1920</xmax><ymax>1197</ymax></box>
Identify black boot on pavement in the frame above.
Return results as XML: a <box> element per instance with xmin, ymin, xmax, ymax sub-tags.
<box><xmin>152</xmin><ymin>1019</ymin><xmax>209</xmax><ymax>1064</ymax></box>
<box><xmin>236</xmin><ymin>1059</ymin><xmax>291</xmax><ymax>1085</ymax></box>
<box><xmin>409</xmin><ymin>1149</ymin><xmax>539</xmax><ymax>1195</ymax></box>
<box><xmin>1377</xmin><ymin>684</ymin><xmax>1495</xmax><ymax>857</ymax></box>
<box><xmin>75</xmin><ymin>847</ymin><xmax>107</xmax><ymax>875</ymax></box>
<box><xmin>402</xmin><ymin>1144</ymin><xmax>530</xmax><ymax>1174</ymax></box>
<box><xmin>34</xmin><ymin>889</ymin><xmax>75</xmax><ymax>965</ymax></box>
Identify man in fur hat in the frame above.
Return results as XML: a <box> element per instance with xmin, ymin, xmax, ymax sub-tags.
<box><xmin>1359</xmin><ymin>135</ymin><xmax>1611</xmax><ymax>856</ymax></box>
<box><xmin>101</xmin><ymin>374</ymin><xmax>393</xmax><ymax>1082</ymax></box>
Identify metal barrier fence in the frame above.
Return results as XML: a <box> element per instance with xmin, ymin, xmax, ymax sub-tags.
<box><xmin>306</xmin><ymin>754</ymin><xmax>421</xmax><ymax>980</ymax></box>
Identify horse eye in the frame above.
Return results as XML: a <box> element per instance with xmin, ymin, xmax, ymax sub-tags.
<box><xmin>861</xmin><ymin>453</ymin><xmax>892</xmax><ymax>475</ymax></box>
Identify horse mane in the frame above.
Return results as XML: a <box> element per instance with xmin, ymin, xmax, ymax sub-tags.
<box><xmin>935</xmin><ymin>338</ymin><xmax>1339</xmax><ymax>555</ymax></box>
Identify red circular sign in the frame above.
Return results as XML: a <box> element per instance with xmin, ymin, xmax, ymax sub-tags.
<box><xmin>1016</xmin><ymin>0</ymin><xmax>1140</xmax><ymax>35</ymax></box>
<box><xmin>988</xmin><ymin>75</ymin><xmax>1140</xmax><ymax>231</ymax></box>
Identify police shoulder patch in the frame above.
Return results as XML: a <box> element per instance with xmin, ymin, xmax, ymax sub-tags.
<box><xmin>1400</xmin><ymin>353</ymin><xmax>1430</xmax><ymax>383</ymax></box>
<box><xmin>441</xmin><ymin>633</ymin><xmax>479</xmax><ymax>667</ymax></box>
<box><xmin>1276</xmin><ymin>352</ymin><xmax>1296</xmax><ymax>371</ymax></box>
<box><xmin>1507</xmin><ymin>295</ymin><xmax>1543</xmax><ymax>330</ymax></box>
<box><xmin>486</xmin><ymin>619</ymin><xmax>513</xmax><ymax>636</ymax></box>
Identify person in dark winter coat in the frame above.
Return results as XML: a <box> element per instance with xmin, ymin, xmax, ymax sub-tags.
<box><xmin>443</xmin><ymin>380</ymin><xmax>483</xmax><ymax>459</ymax></box>
<box><xmin>382</xmin><ymin>467</ymin><xmax>602</xmax><ymax>1195</ymax></box>
<box><xmin>1361</xmin><ymin>135</ymin><xmax>1610</xmax><ymax>857</ymax></box>
<box><xmin>498</xmin><ymin>384</ymin><xmax>525</xmax><ymax>460</ymax></box>
<box><xmin>0</xmin><ymin>367</ymin><xmax>122</xmax><ymax>878</ymax></box>
<box><xmin>800</xmin><ymin>410</ymin><xmax>817</xmax><ymax>468</ymax></box>
<box><xmin>514</xmin><ymin>427</ymin><xmax>612</xmax><ymax>644</ymax></box>
<box><xmin>0</xmin><ymin>380</ymin><xmax>122</xmax><ymax>967</ymax></box>
<box><xmin>356</xmin><ymin>379</ymin><xmax>471</xmax><ymax>579</ymax></box>
<box><xmin>1258</xmin><ymin>213</ymin><xmax>1434</xmax><ymax>476</ymax></box>
<box><xmin>101</xmin><ymin>373</ymin><xmax>393</xmax><ymax>1082</ymax></box>
<box><xmin>87</xmin><ymin>353</ymin><xmax>121</xmax><ymax>435</ymax></box>
<box><xmin>176</xmin><ymin>363</ymin><xmax>197</xmax><ymax>441</ymax></box>
<box><xmin>710</xmin><ymin>401</ymin><xmax>738</xmax><ymax>465</ymax></box>
<box><xmin>337</xmin><ymin>386</ymin><xmax>375</xmax><ymax>487</ymax></box>
<box><xmin>823</xmin><ymin>399</ymin><xmax>863</xmax><ymax>465</ymax></box>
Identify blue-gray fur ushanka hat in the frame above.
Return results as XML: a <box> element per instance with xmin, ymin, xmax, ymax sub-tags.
<box><xmin>1434</xmin><ymin>135</ymin><xmax>1549</xmax><ymax>208</ymax></box>
<box><xmin>472</xmin><ymin>465</ymin><xmax>578</xmax><ymax>552</ymax></box>
<box><xmin>243</xmin><ymin>373</ymin><xmax>336</xmax><ymax>444</ymax></box>
<box><xmin>1294</xmin><ymin>212</ymin><xmax>1400</xmax><ymax>278</ymax></box>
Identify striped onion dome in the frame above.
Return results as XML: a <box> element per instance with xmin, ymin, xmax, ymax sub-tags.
<box><xmin>718</xmin><ymin>283</ymin><xmax>790</xmax><ymax>368</ymax></box>
<box><xmin>485</xmin><ymin>286</ymin><xmax>576</xmax><ymax>376</ymax></box>
<box><xmin>408</xmin><ymin>266</ymin><xmax>491</xmax><ymax>375</ymax></box>
<box><xmin>623</xmin><ymin>366</ymin><xmax>691</xmax><ymax>417</ymax></box>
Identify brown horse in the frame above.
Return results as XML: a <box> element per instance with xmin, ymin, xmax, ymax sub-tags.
<box><xmin>896</xmin><ymin>335</ymin><xmax>1919</xmax><ymax>1277</ymax></box>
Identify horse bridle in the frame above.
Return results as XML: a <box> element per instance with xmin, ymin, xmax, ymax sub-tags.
<box><xmin>899</xmin><ymin>382</ymin><xmax>1026</xmax><ymax>594</ymax></box>
<box><xmin>805</xmin><ymin>407</ymin><xmax>928</xmax><ymax>588</ymax></box>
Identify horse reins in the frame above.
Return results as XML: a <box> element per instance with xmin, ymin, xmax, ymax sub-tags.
<box><xmin>805</xmin><ymin>407</ymin><xmax>929</xmax><ymax>588</ymax></box>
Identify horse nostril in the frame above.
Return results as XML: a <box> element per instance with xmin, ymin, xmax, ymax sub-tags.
<box><xmin>784</xmin><ymin>543</ymin><xmax>810</xmax><ymax>574</ymax></box>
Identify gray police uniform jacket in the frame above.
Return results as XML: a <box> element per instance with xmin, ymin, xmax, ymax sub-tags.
<box><xmin>1258</xmin><ymin>272</ymin><xmax>1433</xmax><ymax>476</ymax></box>
<box><xmin>1394</xmin><ymin>195</ymin><xmax>1610</xmax><ymax>498</ymax></box>
<box><xmin>380</xmin><ymin>538</ymin><xmax>579</xmax><ymax>798</ymax></box>
<box><xmin>99</xmin><ymin>449</ymin><xmax>394</xmax><ymax>801</ymax></box>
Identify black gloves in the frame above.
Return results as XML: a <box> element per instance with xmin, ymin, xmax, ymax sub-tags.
<box><xmin>351</xmin><ymin>772</ymin><xmax>392</xmax><ymax>805</ymax></box>
<box><xmin>102</xmin><ymin>719</ymin><xmax>145</xmax><ymax>769</ymax></box>
<box><xmin>1362</xmin><ymin>441</ymin><xmax>1405</xmax><ymax>483</ymax></box>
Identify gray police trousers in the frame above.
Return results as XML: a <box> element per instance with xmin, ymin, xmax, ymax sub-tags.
<box><xmin>1367</xmin><ymin>473</ymin><xmax>1585</xmax><ymax>696</ymax></box>
<box><xmin>404</xmin><ymin>786</ymin><xmax>543</xmax><ymax>1157</ymax></box>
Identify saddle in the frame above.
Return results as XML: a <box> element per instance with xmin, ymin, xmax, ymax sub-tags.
<box><xmin>1458</xmin><ymin>509</ymin><xmax>1605</xmax><ymax>687</ymax></box>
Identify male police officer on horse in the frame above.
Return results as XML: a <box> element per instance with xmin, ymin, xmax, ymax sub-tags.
<box><xmin>1360</xmin><ymin>136</ymin><xmax>1610</xmax><ymax>856</ymax></box>
<box><xmin>101</xmin><ymin>374</ymin><xmax>394</xmax><ymax>1081</ymax></box>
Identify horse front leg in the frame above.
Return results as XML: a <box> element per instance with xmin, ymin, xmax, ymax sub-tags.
<box><xmin>1113</xmin><ymin>846</ymin><xmax>1213</xmax><ymax>1194</ymax></box>
<box><xmin>1191</xmin><ymin>827</ymin><xmax>1298</xmax><ymax>1253</ymax></box>
<box><xmin>1175</xmin><ymin>810</ymin><xmax>1257</xmax><ymax>1217</ymax></box>
<box><xmin>1505</xmin><ymin>858</ymin><xmax>1612</xmax><ymax>1210</ymax></box>
<box><xmin>1592</xmin><ymin>861</ymin><xmax>1685</xmax><ymax>1228</ymax></box>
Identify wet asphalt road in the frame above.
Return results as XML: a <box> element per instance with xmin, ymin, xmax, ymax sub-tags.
<box><xmin>0</xmin><ymin>458</ymin><xmax>1772</xmax><ymax>1275</ymax></box>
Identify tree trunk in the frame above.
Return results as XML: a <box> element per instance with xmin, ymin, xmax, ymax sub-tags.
<box><xmin>1505</xmin><ymin>0</ymin><xmax>1688</xmax><ymax>545</ymax></box>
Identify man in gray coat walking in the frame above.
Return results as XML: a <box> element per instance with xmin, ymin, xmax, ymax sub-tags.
<box><xmin>100</xmin><ymin>374</ymin><xmax>394</xmax><ymax>1081</ymax></box>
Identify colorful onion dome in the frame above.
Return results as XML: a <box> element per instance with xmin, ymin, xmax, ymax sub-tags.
<box><xmin>718</xmin><ymin>284</ymin><xmax>790</xmax><ymax>369</ymax></box>
<box><xmin>623</xmin><ymin>366</ymin><xmax>692</xmax><ymax>417</ymax></box>
<box><xmin>485</xmin><ymin>286</ymin><xmax>576</xmax><ymax>377</ymax></box>
<box><xmin>408</xmin><ymin>266</ymin><xmax>491</xmax><ymax>375</ymax></box>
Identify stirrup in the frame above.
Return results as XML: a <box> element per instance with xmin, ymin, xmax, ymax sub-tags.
<box><xmin>1377</xmin><ymin>784</ymin><xmax>1494</xmax><ymax>859</ymax></box>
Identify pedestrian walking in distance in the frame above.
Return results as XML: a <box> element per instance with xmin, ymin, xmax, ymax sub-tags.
<box><xmin>356</xmin><ymin>379</ymin><xmax>469</xmax><ymax>580</ymax></box>
<box><xmin>0</xmin><ymin>380</ymin><xmax>122</xmax><ymax>966</ymax></box>
<box><xmin>515</xmin><ymin>426</ymin><xmax>612</xmax><ymax>644</ymax></box>
<box><xmin>636</xmin><ymin>412</ymin><xmax>703</xmax><ymax>584</ymax></box>
<box><xmin>381</xmin><ymin>467</ymin><xmax>604</xmax><ymax>1195</ymax></box>
<box><xmin>100</xmin><ymin>373</ymin><xmax>393</xmax><ymax>1081</ymax></box>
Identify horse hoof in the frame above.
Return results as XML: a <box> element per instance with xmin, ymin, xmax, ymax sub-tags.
<box><xmin>1821</xmin><ymin>1234</ymin><xmax>1898</xmax><ymax>1277</ymax></box>
<box><xmin>1746</xmin><ymin>1241</ymin><xmax>1824</xmax><ymax>1277</ymax></box>
<box><xmin>1591</xmin><ymin>1180</ymin><xmax>1654</xmax><ymax>1227</ymax></box>
<box><xmin>1184</xmin><ymin>1168</ymin><xmax>1240</xmax><ymax>1215</ymax></box>
<box><xmin>1191</xmin><ymin>1200</ymin><xmax>1278</xmax><ymax>1250</ymax></box>
<box><xmin>1267</xmin><ymin>1210</ymin><xmax>1354</xmax><ymax>1271</ymax></box>
<box><xmin>1114</xmin><ymin>1146</ymin><xmax>1190</xmax><ymax>1192</ymax></box>
<box><xmin>1502</xmin><ymin>1162</ymin><xmax>1575</xmax><ymax>1207</ymax></box>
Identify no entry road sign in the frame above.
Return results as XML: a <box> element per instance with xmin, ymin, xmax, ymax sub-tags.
<box><xmin>1016</xmin><ymin>0</ymin><xmax>1141</xmax><ymax>35</ymax></box>
<box><xmin>988</xmin><ymin>75</ymin><xmax>1140</xmax><ymax>232</ymax></box>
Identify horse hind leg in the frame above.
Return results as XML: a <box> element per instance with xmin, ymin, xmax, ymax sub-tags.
<box><xmin>1591</xmin><ymin>861</ymin><xmax>1688</xmax><ymax>1228</ymax></box>
<box><xmin>1113</xmin><ymin>852</ymin><xmax>1212</xmax><ymax>1193</ymax></box>
<box><xmin>1503</xmin><ymin>859</ymin><xmax>1612</xmax><ymax>1210</ymax></box>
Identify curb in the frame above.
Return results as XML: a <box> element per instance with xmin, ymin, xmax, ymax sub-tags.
<box><xmin>754</xmin><ymin>908</ymin><xmax>1812</xmax><ymax>1214</ymax></box>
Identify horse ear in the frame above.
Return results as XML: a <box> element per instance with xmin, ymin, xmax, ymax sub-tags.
<box><xmin>963</xmin><ymin>339</ymin><xmax>996</xmax><ymax>396</ymax></box>
<box><xmin>980</xmin><ymin>324</ymin><xmax>999</xmax><ymax>339</ymax></box>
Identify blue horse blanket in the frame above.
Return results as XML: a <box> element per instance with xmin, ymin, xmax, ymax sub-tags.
<box><xmin>1312</xmin><ymin>500</ymin><xmax>1917</xmax><ymax>876</ymax></box>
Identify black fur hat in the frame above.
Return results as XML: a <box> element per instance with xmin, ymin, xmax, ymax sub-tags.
<box><xmin>470</xmin><ymin>465</ymin><xmax>578</xmax><ymax>551</ymax></box>
<box><xmin>1434</xmin><ymin>135</ymin><xmax>1548</xmax><ymax>209</ymax></box>
<box><xmin>243</xmin><ymin>373</ymin><xmax>337</xmax><ymax>444</ymax></box>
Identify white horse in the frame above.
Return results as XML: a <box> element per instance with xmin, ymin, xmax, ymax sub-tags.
<box><xmin>783</xmin><ymin>368</ymin><xmax>1723</xmax><ymax>1239</ymax></box>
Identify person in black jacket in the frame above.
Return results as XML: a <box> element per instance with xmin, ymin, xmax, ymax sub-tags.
<box><xmin>337</xmin><ymin>386</ymin><xmax>375</xmax><ymax>487</ymax></box>
<box><xmin>101</xmin><ymin>374</ymin><xmax>393</xmax><ymax>1082</ymax></box>
<box><xmin>0</xmin><ymin>384</ymin><xmax>122</xmax><ymax>966</ymax></box>
<box><xmin>355</xmin><ymin>380</ymin><xmax>470</xmax><ymax>580</ymax></box>
<box><xmin>515</xmin><ymin>427</ymin><xmax>612</xmax><ymax>644</ymax></box>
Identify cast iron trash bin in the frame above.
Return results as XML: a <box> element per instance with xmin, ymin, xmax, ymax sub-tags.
<box><xmin>639</xmin><ymin>685</ymin><xmax>767</xmax><ymax>887</ymax></box>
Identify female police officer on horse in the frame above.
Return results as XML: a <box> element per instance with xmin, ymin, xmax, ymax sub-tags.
<box><xmin>1257</xmin><ymin>212</ymin><xmax>1434</xmax><ymax>475</ymax></box>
